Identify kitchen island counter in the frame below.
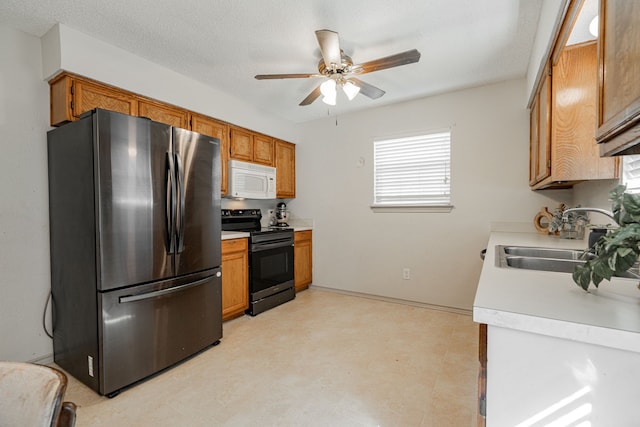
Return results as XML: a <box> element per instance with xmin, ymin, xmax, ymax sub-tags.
<box><xmin>474</xmin><ymin>231</ymin><xmax>640</xmax><ymax>425</ymax></box>
<box><xmin>474</xmin><ymin>231</ymin><xmax>640</xmax><ymax>353</ymax></box>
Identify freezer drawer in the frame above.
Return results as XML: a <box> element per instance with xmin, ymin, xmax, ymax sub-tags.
<box><xmin>98</xmin><ymin>269</ymin><xmax>222</xmax><ymax>395</ymax></box>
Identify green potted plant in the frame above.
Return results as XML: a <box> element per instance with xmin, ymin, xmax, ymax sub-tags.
<box><xmin>573</xmin><ymin>185</ymin><xmax>640</xmax><ymax>291</ymax></box>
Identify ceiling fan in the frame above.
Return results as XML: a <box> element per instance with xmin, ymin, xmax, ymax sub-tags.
<box><xmin>254</xmin><ymin>30</ymin><xmax>421</xmax><ymax>106</ymax></box>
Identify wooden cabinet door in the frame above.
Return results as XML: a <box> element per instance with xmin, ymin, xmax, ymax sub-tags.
<box><xmin>529</xmin><ymin>97</ymin><xmax>540</xmax><ymax>186</ymax></box>
<box><xmin>73</xmin><ymin>79</ymin><xmax>138</xmax><ymax>119</ymax></box>
<box><xmin>597</xmin><ymin>0</ymin><xmax>640</xmax><ymax>155</ymax></box>
<box><xmin>294</xmin><ymin>231</ymin><xmax>312</xmax><ymax>291</ymax></box>
<box><xmin>221</xmin><ymin>238</ymin><xmax>248</xmax><ymax>320</ymax></box>
<box><xmin>229</xmin><ymin>127</ymin><xmax>253</xmax><ymax>162</ymax></box>
<box><xmin>275</xmin><ymin>140</ymin><xmax>296</xmax><ymax>198</ymax></box>
<box><xmin>478</xmin><ymin>324</ymin><xmax>487</xmax><ymax>426</ymax></box>
<box><xmin>253</xmin><ymin>134</ymin><xmax>275</xmax><ymax>166</ymax></box>
<box><xmin>138</xmin><ymin>100</ymin><xmax>188</xmax><ymax>128</ymax></box>
<box><xmin>535</xmin><ymin>72</ymin><xmax>552</xmax><ymax>183</ymax></box>
<box><xmin>191</xmin><ymin>114</ymin><xmax>229</xmax><ymax>195</ymax></box>
<box><xmin>50</xmin><ymin>74</ymin><xmax>74</xmax><ymax>126</ymax></box>
<box><xmin>552</xmin><ymin>42</ymin><xmax>618</xmax><ymax>181</ymax></box>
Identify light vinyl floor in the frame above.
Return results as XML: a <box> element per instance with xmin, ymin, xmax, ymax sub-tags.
<box><xmin>61</xmin><ymin>289</ymin><xmax>480</xmax><ymax>426</ymax></box>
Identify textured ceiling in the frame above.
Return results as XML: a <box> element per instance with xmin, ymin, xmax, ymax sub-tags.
<box><xmin>0</xmin><ymin>0</ymin><xmax>544</xmax><ymax>123</ymax></box>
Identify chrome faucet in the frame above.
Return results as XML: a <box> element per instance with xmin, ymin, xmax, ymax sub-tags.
<box><xmin>562</xmin><ymin>207</ymin><xmax>619</xmax><ymax>226</ymax></box>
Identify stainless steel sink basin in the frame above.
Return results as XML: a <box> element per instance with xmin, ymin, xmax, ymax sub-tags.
<box><xmin>495</xmin><ymin>245</ymin><xmax>640</xmax><ymax>279</ymax></box>
<box><xmin>501</xmin><ymin>246</ymin><xmax>594</xmax><ymax>261</ymax></box>
<box><xmin>504</xmin><ymin>256</ymin><xmax>584</xmax><ymax>274</ymax></box>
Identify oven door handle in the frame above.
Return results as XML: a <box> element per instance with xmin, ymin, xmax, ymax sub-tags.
<box><xmin>251</xmin><ymin>241</ymin><xmax>294</xmax><ymax>252</ymax></box>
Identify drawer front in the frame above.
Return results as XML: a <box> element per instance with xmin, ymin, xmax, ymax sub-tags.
<box><xmin>222</xmin><ymin>238</ymin><xmax>248</xmax><ymax>253</ymax></box>
<box><xmin>294</xmin><ymin>230</ymin><xmax>312</xmax><ymax>243</ymax></box>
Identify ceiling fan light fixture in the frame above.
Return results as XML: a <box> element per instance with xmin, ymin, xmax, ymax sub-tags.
<box><xmin>342</xmin><ymin>81</ymin><xmax>360</xmax><ymax>100</ymax></box>
<box><xmin>322</xmin><ymin>93</ymin><xmax>337</xmax><ymax>106</ymax></box>
<box><xmin>320</xmin><ymin>79</ymin><xmax>336</xmax><ymax>97</ymax></box>
<box><xmin>320</xmin><ymin>79</ymin><xmax>337</xmax><ymax>105</ymax></box>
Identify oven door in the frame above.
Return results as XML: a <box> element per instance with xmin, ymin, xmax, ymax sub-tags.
<box><xmin>249</xmin><ymin>240</ymin><xmax>294</xmax><ymax>300</ymax></box>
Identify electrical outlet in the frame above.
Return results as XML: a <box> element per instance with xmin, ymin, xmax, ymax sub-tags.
<box><xmin>402</xmin><ymin>268</ymin><xmax>411</xmax><ymax>280</ymax></box>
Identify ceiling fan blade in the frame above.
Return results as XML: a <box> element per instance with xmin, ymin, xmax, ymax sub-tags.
<box><xmin>255</xmin><ymin>73</ymin><xmax>319</xmax><ymax>80</ymax></box>
<box><xmin>299</xmin><ymin>85</ymin><xmax>323</xmax><ymax>106</ymax></box>
<box><xmin>349</xmin><ymin>78</ymin><xmax>385</xmax><ymax>99</ymax></box>
<box><xmin>315</xmin><ymin>29</ymin><xmax>341</xmax><ymax>68</ymax></box>
<box><xmin>353</xmin><ymin>49</ymin><xmax>421</xmax><ymax>74</ymax></box>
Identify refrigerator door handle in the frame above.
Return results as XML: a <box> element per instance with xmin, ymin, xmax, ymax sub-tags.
<box><xmin>166</xmin><ymin>152</ymin><xmax>177</xmax><ymax>253</ymax></box>
<box><xmin>119</xmin><ymin>276</ymin><xmax>212</xmax><ymax>304</ymax></box>
<box><xmin>175</xmin><ymin>153</ymin><xmax>186</xmax><ymax>253</ymax></box>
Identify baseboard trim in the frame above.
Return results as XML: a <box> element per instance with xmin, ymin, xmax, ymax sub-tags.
<box><xmin>308</xmin><ymin>285</ymin><xmax>472</xmax><ymax>316</ymax></box>
<box><xmin>30</xmin><ymin>353</ymin><xmax>54</xmax><ymax>365</ymax></box>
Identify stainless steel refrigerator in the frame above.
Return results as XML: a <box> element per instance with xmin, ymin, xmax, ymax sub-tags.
<box><xmin>47</xmin><ymin>109</ymin><xmax>222</xmax><ymax>396</ymax></box>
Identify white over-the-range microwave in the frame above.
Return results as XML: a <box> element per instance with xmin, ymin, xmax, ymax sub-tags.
<box><xmin>228</xmin><ymin>159</ymin><xmax>276</xmax><ymax>199</ymax></box>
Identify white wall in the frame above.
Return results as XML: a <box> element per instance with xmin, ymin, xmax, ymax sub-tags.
<box><xmin>0</xmin><ymin>26</ymin><xmax>52</xmax><ymax>361</ymax></box>
<box><xmin>291</xmin><ymin>79</ymin><xmax>571</xmax><ymax>310</ymax></box>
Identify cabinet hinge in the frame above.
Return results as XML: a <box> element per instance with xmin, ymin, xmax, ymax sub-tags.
<box><xmin>70</xmin><ymin>84</ymin><xmax>74</xmax><ymax>95</ymax></box>
<box><xmin>70</xmin><ymin>101</ymin><xmax>74</xmax><ymax>111</ymax></box>
<box><xmin>547</xmin><ymin>160</ymin><xmax>552</xmax><ymax>168</ymax></box>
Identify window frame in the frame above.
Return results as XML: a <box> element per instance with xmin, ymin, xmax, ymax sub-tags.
<box><xmin>371</xmin><ymin>129</ymin><xmax>453</xmax><ymax>213</ymax></box>
<box><xmin>622</xmin><ymin>154</ymin><xmax>640</xmax><ymax>194</ymax></box>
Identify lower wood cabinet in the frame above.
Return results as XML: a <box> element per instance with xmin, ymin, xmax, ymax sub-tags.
<box><xmin>221</xmin><ymin>238</ymin><xmax>248</xmax><ymax>321</ymax></box>
<box><xmin>294</xmin><ymin>230</ymin><xmax>312</xmax><ymax>292</ymax></box>
<box><xmin>478</xmin><ymin>323</ymin><xmax>487</xmax><ymax>427</ymax></box>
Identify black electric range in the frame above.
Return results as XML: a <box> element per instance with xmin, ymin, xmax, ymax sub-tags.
<box><xmin>221</xmin><ymin>209</ymin><xmax>295</xmax><ymax>315</ymax></box>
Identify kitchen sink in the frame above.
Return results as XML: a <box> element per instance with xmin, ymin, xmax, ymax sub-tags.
<box><xmin>504</xmin><ymin>256</ymin><xmax>585</xmax><ymax>274</ymax></box>
<box><xmin>496</xmin><ymin>245</ymin><xmax>640</xmax><ymax>279</ymax></box>
<box><xmin>501</xmin><ymin>246</ymin><xmax>594</xmax><ymax>261</ymax></box>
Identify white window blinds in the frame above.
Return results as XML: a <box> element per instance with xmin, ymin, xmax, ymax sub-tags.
<box><xmin>622</xmin><ymin>154</ymin><xmax>640</xmax><ymax>193</ymax></box>
<box><xmin>373</xmin><ymin>131</ymin><xmax>451</xmax><ymax>207</ymax></box>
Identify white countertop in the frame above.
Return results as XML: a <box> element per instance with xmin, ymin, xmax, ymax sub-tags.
<box><xmin>221</xmin><ymin>231</ymin><xmax>249</xmax><ymax>240</ymax></box>
<box><xmin>473</xmin><ymin>231</ymin><xmax>640</xmax><ymax>353</ymax></box>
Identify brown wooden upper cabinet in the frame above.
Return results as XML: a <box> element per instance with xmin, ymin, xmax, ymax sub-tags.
<box><xmin>529</xmin><ymin>3</ymin><xmax>619</xmax><ymax>189</ymax></box>
<box><xmin>49</xmin><ymin>72</ymin><xmax>296</xmax><ymax>198</ymax></box>
<box><xmin>530</xmin><ymin>70</ymin><xmax>551</xmax><ymax>186</ymax></box>
<box><xmin>138</xmin><ymin>99</ymin><xmax>188</xmax><ymax>128</ymax></box>
<box><xmin>275</xmin><ymin>140</ymin><xmax>296</xmax><ymax>198</ymax></box>
<box><xmin>190</xmin><ymin>114</ymin><xmax>229</xmax><ymax>196</ymax></box>
<box><xmin>597</xmin><ymin>0</ymin><xmax>640</xmax><ymax>156</ymax></box>
<box><xmin>50</xmin><ymin>74</ymin><xmax>138</xmax><ymax>126</ymax></box>
<box><xmin>229</xmin><ymin>126</ymin><xmax>275</xmax><ymax>166</ymax></box>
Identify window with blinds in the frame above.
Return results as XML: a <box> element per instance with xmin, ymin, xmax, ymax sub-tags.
<box><xmin>622</xmin><ymin>154</ymin><xmax>640</xmax><ymax>193</ymax></box>
<box><xmin>372</xmin><ymin>131</ymin><xmax>452</xmax><ymax>212</ymax></box>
